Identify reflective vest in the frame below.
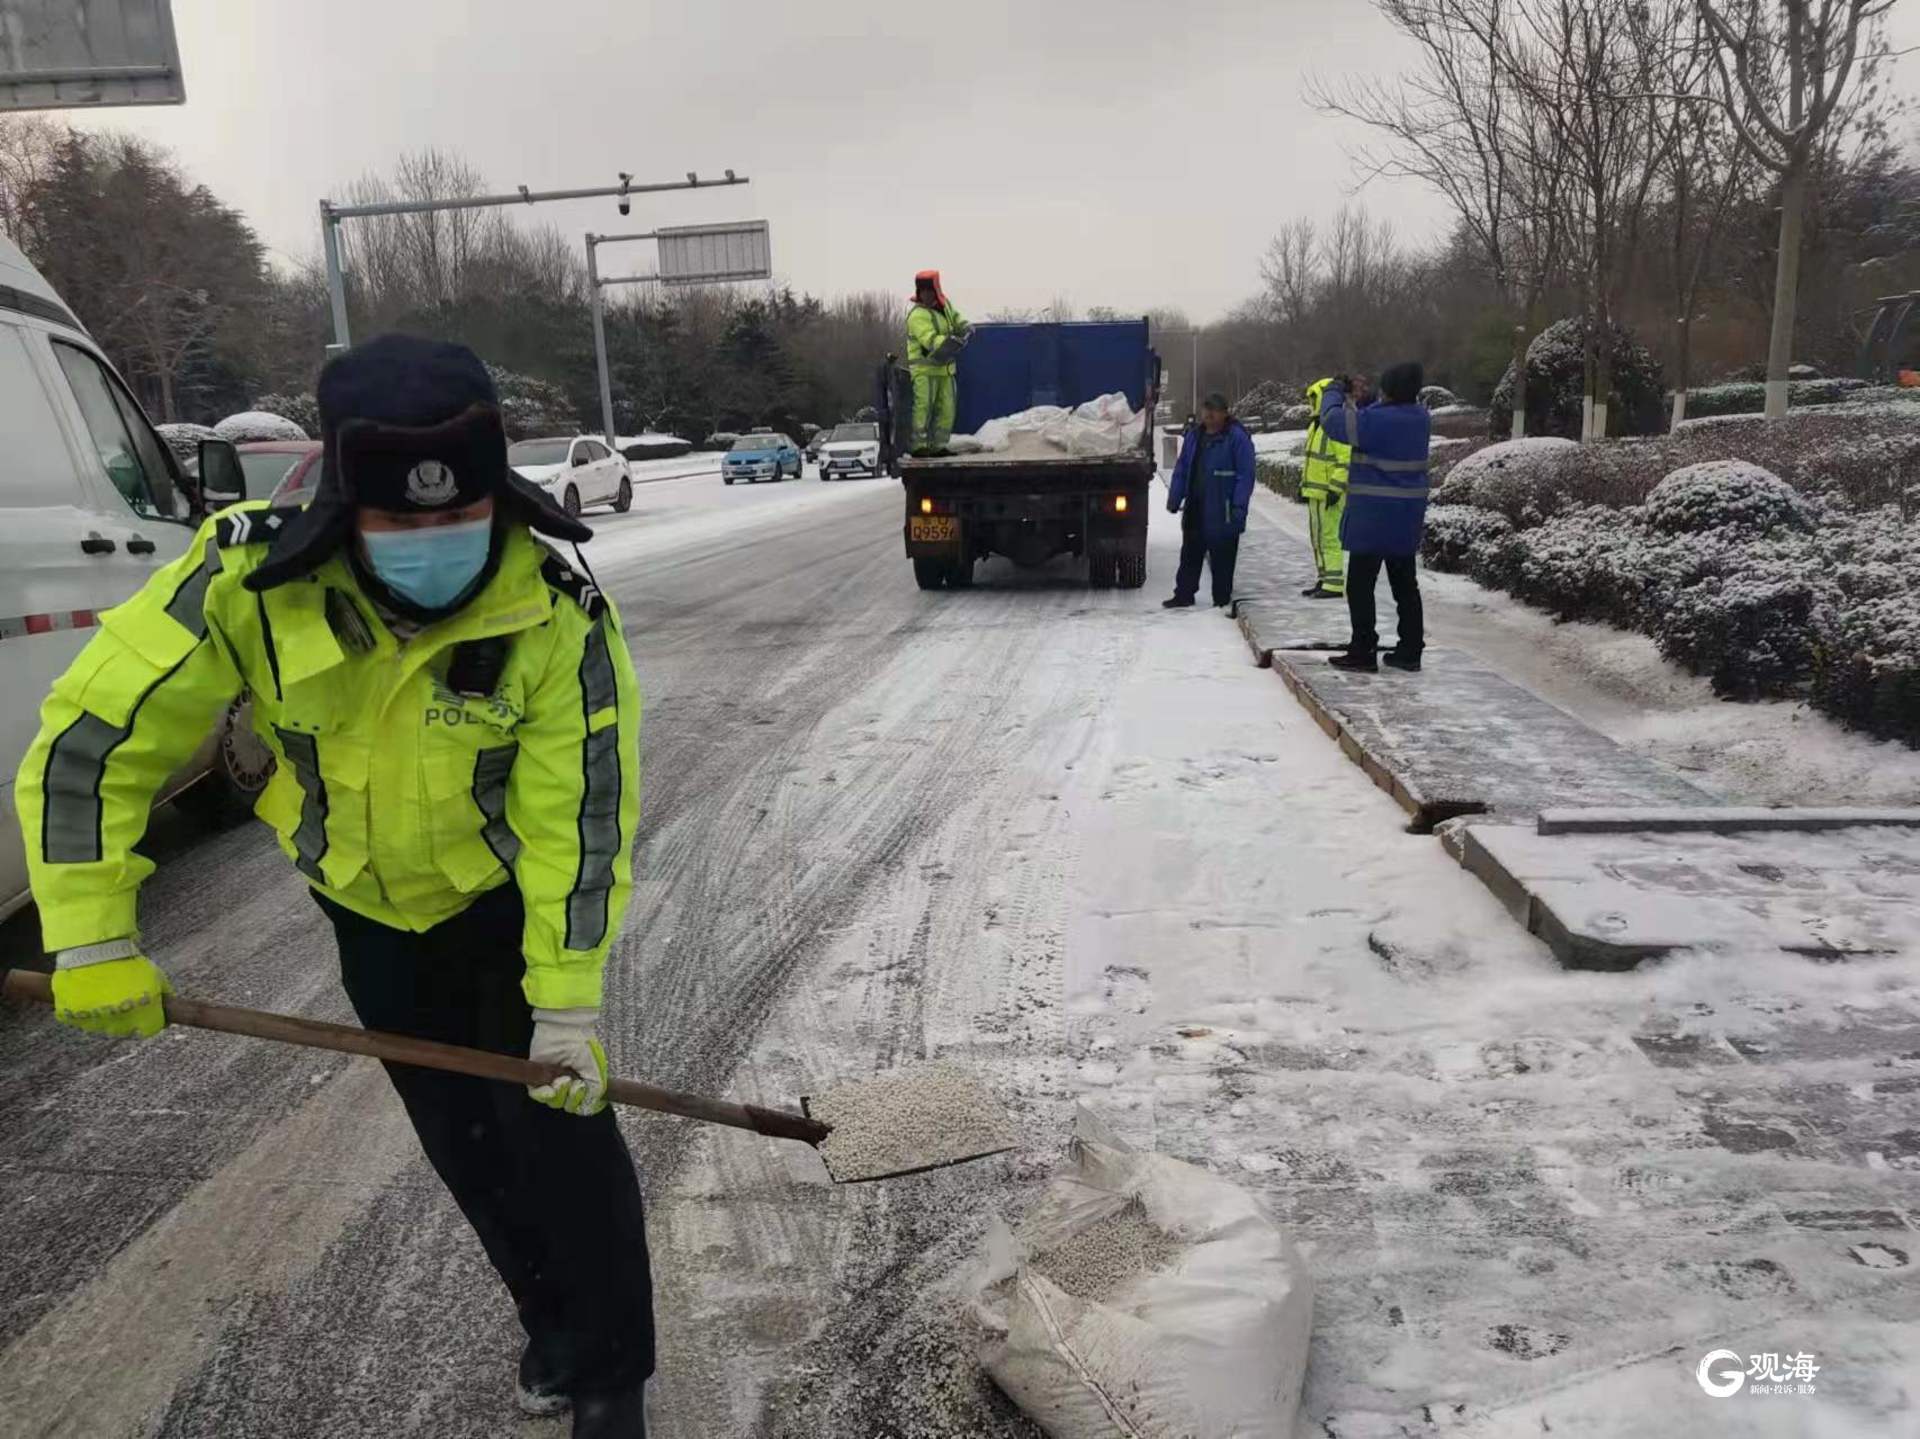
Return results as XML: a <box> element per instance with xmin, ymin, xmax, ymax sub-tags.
<box><xmin>906</xmin><ymin>300</ymin><xmax>969</xmax><ymax>374</ymax></box>
<box><xmin>16</xmin><ymin>505</ymin><xmax>641</xmax><ymax>1010</ymax></box>
<box><xmin>1300</xmin><ymin>377</ymin><xmax>1351</xmax><ymax>501</ymax></box>
<box><xmin>1319</xmin><ymin>388</ymin><xmax>1432</xmax><ymax>558</ymax></box>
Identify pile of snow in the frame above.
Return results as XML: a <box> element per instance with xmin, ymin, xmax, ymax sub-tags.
<box><xmin>155</xmin><ymin>422</ymin><xmax>218</xmax><ymax>467</ymax></box>
<box><xmin>954</xmin><ymin>393</ymin><xmax>1144</xmax><ymax>458</ymax></box>
<box><xmin>972</xmin><ymin>1109</ymin><xmax>1311</xmax><ymax>1438</ymax></box>
<box><xmin>214</xmin><ymin>410</ymin><xmax>308</xmax><ymax>444</ymax></box>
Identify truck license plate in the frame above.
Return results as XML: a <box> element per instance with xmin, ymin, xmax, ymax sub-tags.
<box><xmin>910</xmin><ymin>516</ymin><xmax>959</xmax><ymax>543</ymax></box>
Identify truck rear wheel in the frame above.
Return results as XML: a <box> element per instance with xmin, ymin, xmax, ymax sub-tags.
<box><xmin>1115</xmin><ymin>547</ymin><xmax>1147</xmax><ymax>589</ymax></box>
<box><xmin>1086</xmin><ymin>548</ymin><xmax>1114</xmax><ymax>589</ymax></box>
<box><xmin>913</xmin><ymin>557</ymin><xmax>947</xmax><ymax>590</ymax></box>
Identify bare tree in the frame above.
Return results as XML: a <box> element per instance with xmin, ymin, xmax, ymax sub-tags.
<box><xmin>1697</xmin><ymin>0</ymin><xmax>1895</xmax><ymax>417</ymax></box>
<box><xmin>1313</xmin><ymin>0</ymin><xmax>1581</xmax><ymax>434</ymax></box>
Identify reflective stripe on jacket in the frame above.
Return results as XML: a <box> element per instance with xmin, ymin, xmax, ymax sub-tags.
<box><xmin>16</xmin><ymin>506</ymin><xmax>641</xmax><ymax>1010</ymax></box>
<box><xmin>1299</xmin><ymin>377</ymin><xmax>1351</xmax><ymax>500</ymax></box>
<box><xmin>906</xmin><ymin>300</ymin><xmax>969</xmax><ymax>374</ymax></box>
<box><xmin>1319</xmin><ymin>387</ymin><xmax>1431</xmax><ymax>557</ymax></box>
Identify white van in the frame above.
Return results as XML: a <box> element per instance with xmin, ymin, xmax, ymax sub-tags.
<box><xmin>0</xmin><ymin>235</ymin><xmax>266</xmax><ymax>925</ymax></box>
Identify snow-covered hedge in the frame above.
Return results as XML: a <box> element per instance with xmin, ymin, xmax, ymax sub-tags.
<box><xmin>214</xmin><ymin>410</ymin><xmax>308</xmax><ymax>443</ymax></box>
<box><xmin>1644</xmin><ymin>461</ymin><xmax>1813</xmax><ymax>538</ymax></box>
<box><xmin>155</xmin><ymin>422</ymin><xmax>219</xmax><ymax>468</ymax></box>
<box><xmin>485</xmin><ymin>364</ymin><xmax>577</xmax><ymax>440</ymax></box>
<box><xmin>1679</xmin><ymin>378</ymin><xmax>1869</xmax><ymax>419</ymax></box>
<box><xmin>1424</xmin><ymin>474</ymin><xmax>1920</xmax><ymax>742</ymax></box>
<box><xmin>703</xmin><ymin>431</ymin><xmax>741</xmax><ymax>451</ymax></box>
<box><xmin>1255</xmin><ymin>455</ymin><xmax>1304</xmax><ymax>501</ymax></box>
<box><xmin>250</xmin><ymin>392</ymin><xmax>320</xmax><ymax>438</ymax></box>
<box><xmin>1418</xmin><ymin>384</ymin><xmax>1459</xmax><ymax>410</ymax></box>
<box><xmin>1488</xmin><ymin>317</ymin><xmax>1666</xmax><ymax>440</ymax></box>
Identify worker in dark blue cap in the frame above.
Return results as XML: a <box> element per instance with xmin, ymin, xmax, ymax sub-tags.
<box><xmin>20</xmin><ymin>333</ymin><xmax>653</xmax><ymax>1436</ymax></box>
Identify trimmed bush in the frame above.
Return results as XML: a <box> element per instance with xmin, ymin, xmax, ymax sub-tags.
<box><xmin>1654</xmin><ymin>546</ymin><xmax>1830</xmax><ymax>699</ymax></box>
<box><xmin>1418</xmin><ymin>385</ymin><xmax>1460</xmax><ymax>410</ymax></box>
<box><xmin>1645</xmin><ymin>461</ymin><xmax>1813</xmax><ymax>538</ymax></box>
<box><xmin>155</xmin><ymin>421</ymin><xmax>219</xmax><ymax>467</ymax></box>
<box><xmin>1489</xmin><ymin>318</ymin><xmax>1667</xmax><ymax>440</ymax></box>
<box><xmin>1678</xmin><ymin>378</ymin><xmax>1869</xmax><ymax>419</ymax></box>
<box><xmin>1432</xmin><ymin>437</ymin><xmax>1581</xmax><ymax>525</ymax></box>
<box><xmin>1256</xmin><ymin>454</ymin><xmax>1304</xmax><ymax>501</ymax></box>
<box><xmin>214</xmin><ymin>410</ymin><xmax>307</xmax><ymax>443</ymax></box>
<box><xmin>250</xmin><ymin>392</ymin><xmax>320</xmax><ymax>438</ymax></box>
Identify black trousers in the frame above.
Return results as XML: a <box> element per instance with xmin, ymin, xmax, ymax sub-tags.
<box><xmin>1345</xmin><ymin>552</ymin><xmax>1424</xmax><ymax>655</ymax></box>
<box><xmin>318</xmin><ymin>884</ymin><xmax>655</xmax><ymax>1397</ymax></box>
<box><xmin>1175</xmin><ymin>516</ymin><xmax>1240</xmax><ymax>606</ymax></box>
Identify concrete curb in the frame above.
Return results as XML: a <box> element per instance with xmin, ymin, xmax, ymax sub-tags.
<box><xmin>1537</xmin><ymin>806</ymin><xmax>1920</xmax><ymax>836</ymax></box>
<box><xmin>1261</xmin><ymin>646</ymin><xmax>1486</xmax><ymax>834</ymax></box>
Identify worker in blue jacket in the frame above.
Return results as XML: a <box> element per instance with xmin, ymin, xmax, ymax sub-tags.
<box><xmin>1318</xmin><ymin>363</ymin><xmax>1432</xmax><ymax>671</ymax></box>
<box><xmin>1164</xmin><ymin>391</ymin><xmax>1256</xmax><ymax>608</ymax></box>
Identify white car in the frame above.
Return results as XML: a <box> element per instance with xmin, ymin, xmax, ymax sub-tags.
<box><xmin>0</xmin><ymin>234</ymin><xmax>266</xmax><ymax>923</ymax></box>
<box><xmin>816</xmin><ymin>422</ymin><xmax>883</xmax><ymax>480</ymax></box>
<box><xmin>507</xmin><ymin>436</ymin><xmax>633</xmax><ymax>517</ymax></box>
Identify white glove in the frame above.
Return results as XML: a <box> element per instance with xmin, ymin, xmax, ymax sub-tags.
<box><xmin>527</xmin><ymin>1008</ymin><xmax>609</xmax><ymax>1116</ymax></box>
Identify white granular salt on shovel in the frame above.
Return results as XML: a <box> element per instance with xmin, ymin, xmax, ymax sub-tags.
<box><xmin>804</xmin><ymin>1060</ymin><xmax>1020</xmax><ymax>1183</ymax></box>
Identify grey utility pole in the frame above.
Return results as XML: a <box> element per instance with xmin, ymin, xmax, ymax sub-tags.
<box><xmin>317</xmin><ymin>170</ymin><xmax>749</xmax><ymax>353</ymax></box>
<box><xmin>585</xmin><ymin>220</ymin><xmax>772</xmax><ymax>449</ymax></box>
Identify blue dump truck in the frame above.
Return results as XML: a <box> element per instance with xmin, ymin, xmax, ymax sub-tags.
<box><xmin>889</xmin><ymin>320</ymin><xmax>1160</xmax><ymax>591</ymax></box>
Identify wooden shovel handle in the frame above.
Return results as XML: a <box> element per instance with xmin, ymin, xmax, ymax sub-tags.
<box><xmin>2</xmin><ymin>968</ymin><xmax>828</xmax><ymax>1146</ymax></box>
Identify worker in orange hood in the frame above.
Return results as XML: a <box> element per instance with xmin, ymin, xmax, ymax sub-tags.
<box><xmin>905</xmin><ymin>270</ymin><xmax>971</xmax><ymax>455</ymax></box>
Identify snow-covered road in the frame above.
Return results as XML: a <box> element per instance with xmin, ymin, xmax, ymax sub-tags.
<box><xmin>1</xmin><ymin>470</ymin><xmax>1916</xmax><ymax>1438</ymax></box>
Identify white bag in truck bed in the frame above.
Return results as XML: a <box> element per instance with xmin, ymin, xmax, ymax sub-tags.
<box><xmin>970</xmin><ymin>1108</ymin><xmax>1313</xmax><ymax>1437</ymax></box>
<box><xmin>955</xmin><ymin>394</ymin><xmax>1142</xmax><ymax>459</ymax></box>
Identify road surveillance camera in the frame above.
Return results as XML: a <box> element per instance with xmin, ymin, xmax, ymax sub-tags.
<box><xmin>617</xmin><ymin>172</ymin><xmax>633</xmax><ymax>216</ymax></box>
<box><xmin>618</xmin><ymin>196</ymin><xmax>631</xmax><ymax>216</ymax></box>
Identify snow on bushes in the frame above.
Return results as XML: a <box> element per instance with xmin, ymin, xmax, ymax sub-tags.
<box><xmin>1644</xmin><ymin>461</ymin><xmax>1813</xmax><ymax>538</ymax></box>
<box><xmin>250</xmin><ymin>392</ymin><xmax>320</xmax><ymax>438</ymax></box>
<box><xmin>1679</xmin><ymin>378</ymin><xmax>1868</xmax><ymax>419</ymax></box>
<box><xmin>1432</xmin><ymin>437</ymin><xmax>1580</xmax><ymax>525</ymax></box>
<box><xmin>1488</xmin><ymin>317</ymin><xmax>1666</xmax><ymax>440</ymax></box>
<box><xmin>155</xmin><ymin>422</ymin><xmax>218</xmax><ymax>467</ymax></box>
<box><xmin>1425</xmin><ymin>445</ymin><xmax>1920</xmax><ymax>742</ymax></box>
<box><xmin>1418</xmin><ymin>384</ymin><xmax>1460</xmax><ymax>410</ymax></box>
<box><xmin>214</xmin><ymin>410</ymin><xmax>308</xmax><ymax>443</ymax></box>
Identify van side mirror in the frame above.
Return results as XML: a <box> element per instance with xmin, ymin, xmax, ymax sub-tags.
<box><xmin>198</xmin><ymin>439</ymin><xmax>247</xmax><ymax>509</ymax></box>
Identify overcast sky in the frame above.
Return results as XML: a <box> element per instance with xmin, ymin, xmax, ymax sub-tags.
<box><xmin>78</xmin><ymin>0</ymin><xmax>1920</xmax><ymax>324</ymax></box>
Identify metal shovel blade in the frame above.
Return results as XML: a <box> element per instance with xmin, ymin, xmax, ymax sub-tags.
<box><xmin>801</xmin><ymin>1061</ymin><xmax>1020</xmax><ymax>1183</ymax></box>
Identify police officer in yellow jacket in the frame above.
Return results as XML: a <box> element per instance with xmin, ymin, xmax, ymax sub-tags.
<box><xmin>1299</xmin><ymin>377</ymin><xmax>1350</xmax><ymax>599</ymax></box>
<box><xmin>905</xmin><ymin>269</ymin><xmax>970</xmax><ymax>455</ymax></box>
<box><xmin>18</xmin><ymin>336</ymin><xmax>651</xmax><ymax>1438</ymax></box>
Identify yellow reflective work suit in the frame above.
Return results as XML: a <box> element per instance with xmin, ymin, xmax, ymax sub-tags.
<box><xmin>1300</xmin><ymin>378</ymin><xmax>1351</xmax><ymax>595</ymax></box>
<box><xmin>17</xmin><ymin>505</ymin><xmax>641</xmax><ymax>1010</ymax></box>
<box><xmin>906</xmin><ymin>299</ymin><xmax>969</xmax><ymax>452</ymax></box>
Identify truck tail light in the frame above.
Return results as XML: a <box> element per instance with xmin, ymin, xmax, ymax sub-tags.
<box><xmin>920</xmin><ymin>497</ymin><xmax>934</xmax><ymax>514</ymax></box>
<box><xmin>919</xmin><ymin>497</ymin><xmax>954</xmax><ymax>515</ymax></box>
<box><xmin>1113</xmin><ymin>495</ymin><xmax>1130</xmax><ymax>513</ymax></box>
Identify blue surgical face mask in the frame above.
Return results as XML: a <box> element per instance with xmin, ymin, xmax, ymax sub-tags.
<box><xmin>360</xmin><ymin>517</ymin><xmax>493</xmax><ymax>610</ymax></box>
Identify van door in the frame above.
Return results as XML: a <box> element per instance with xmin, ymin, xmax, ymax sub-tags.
<box><xmin>0</xmin><ymin>325</ymin><xmax>180</xmax><ymax>918</ymax></box>
<box><xmin>45</xmin><ymin>335</ymin><xmax>191</xmax><ymax>569</ymax></box>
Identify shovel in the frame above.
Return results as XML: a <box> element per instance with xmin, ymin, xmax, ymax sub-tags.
<box><xmin>1</xmin><ymin>969</ymin><xmax>1015</xmax><ymax>1184</ymax></box>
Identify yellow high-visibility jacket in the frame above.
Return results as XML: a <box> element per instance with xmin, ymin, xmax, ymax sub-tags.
<box><xmin>906</xmin><ymin>301</ymin><xmax>970</xmax><ymax>375</ymax></box>
<box><xmin>1300</xmin><ymin>377</ymin><xmax>1352</xmax><ymax>500</ymax></box>
<box><xmin>16</xmin><ymin>504</ymin><xmax>641</xmax><ymax>1011</ymax></box>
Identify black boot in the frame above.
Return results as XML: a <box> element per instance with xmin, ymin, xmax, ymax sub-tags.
<box><xmin>1162</xmin><ymin>595</ymin><xmax>1195</xmax><ymax>609</ymax></box>
<box><xmin>1306</xmin><ymin>587</ymin><xmax>1344</xmax><ymax>601</ymax></box>
<box><xmin>1328</xmin><ymin>650</ymin><xmax>1378</xmax><ymax>673</ymax></box>
<box><xmin>1383</xmin><ymin>649</ymin><xmax>1422</xmax><ymax>672</ymax></box>
<box><xmin>1300</xmin><ymin>583</ymin><xmax>1324</xmax><ymax>598</ymax></box>
<box><xmin>574</xmin><ymin>1381</ymin><xmax>647</xmax><ymax>1438</ymax></box>
<box><xmin>516</xmin><ymin>1344</ymin><xmax>570</xmax><ymax>1418</ymax></box>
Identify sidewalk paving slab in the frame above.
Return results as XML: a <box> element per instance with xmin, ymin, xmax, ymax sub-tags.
<box><xmin>1446</xmin><ymin>817</ymin><xmax>1920</xmax><ymax>970</ymax></box>
<box><xmin>1231</xmin><ymin>495</ymin><xmax>1714</xmax><ymax>829</ymax></box>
